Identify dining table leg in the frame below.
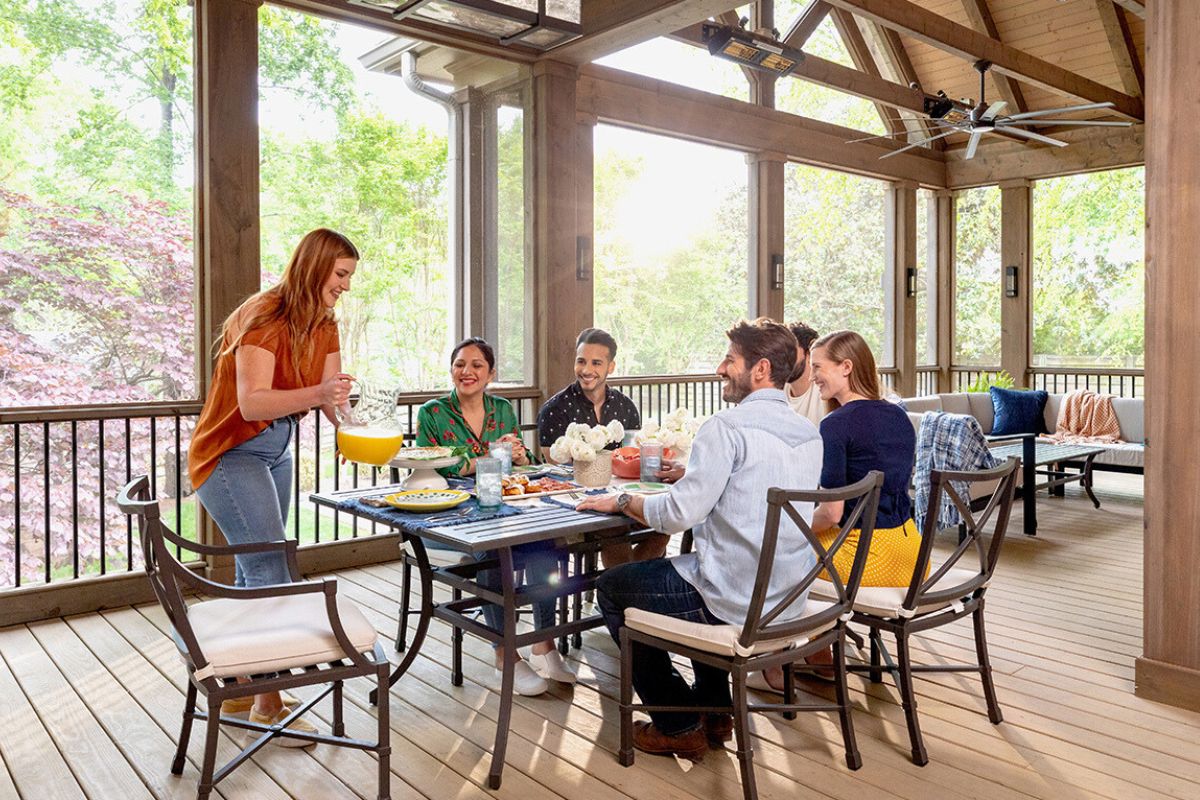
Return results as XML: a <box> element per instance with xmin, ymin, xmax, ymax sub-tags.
<box><xmin>1021</xmin><ymin>436</ymin><xmax>1037</xmax><ymax>536</ymax></box>
<box><xmin>489</xmin><ymin>546</ymin><xmax>518</xmax><ymax>790</ymax></box>
<box><xmin>370</xmin><ymin>533</ymin><xmax>434</xmax><ymax>706</ymax></box>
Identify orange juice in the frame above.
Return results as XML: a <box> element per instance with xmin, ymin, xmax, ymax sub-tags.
<box><xmin>336</xmin><ymin>426</ymin><xmax>405</xmax><ymax>466</ymax></box>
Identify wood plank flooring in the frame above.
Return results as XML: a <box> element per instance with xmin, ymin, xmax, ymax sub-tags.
<box><xmin>2</xmin><ymin>474</ymin><xmax>1197</xmax><ymax>800</ymax></box>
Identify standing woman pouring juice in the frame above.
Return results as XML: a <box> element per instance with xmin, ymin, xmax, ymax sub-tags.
<box><xmin>188</xmin><ymin>228</ymin><xmax>358</xmax><ymax>741</ymax></box>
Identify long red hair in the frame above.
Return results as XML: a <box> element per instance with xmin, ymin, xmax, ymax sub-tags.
<box><xmin>220</xmin><ymin>228</ymin><xmax>359</xmax><ymax>375</ymax></box>
<box><xmin>811</xmin><ymin>330</ymin><xmax>882</xmax><ymax>411</ymax></box>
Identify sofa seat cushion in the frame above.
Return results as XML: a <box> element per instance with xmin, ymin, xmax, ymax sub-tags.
<box><xmin>1090</xmin><ymin>442</ymin><xmax>1145</xmax><ymax>469</ymax></box>
<box><xmin>182</xmin><ymin>592</ymin><xmax>379</xmax><ymax>678</ymax></box>
<box><xmin>624</xmin><ymin>599</ymin><xmax>837</xmax><ymax>658</ymax></box>
<box><xmin>810</xmin><ymin>566</ymin><xmax>984</xmax><ymax>619</ymax></box>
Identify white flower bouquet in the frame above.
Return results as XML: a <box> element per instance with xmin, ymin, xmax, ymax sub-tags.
<box><xmin>634</xmin><ymin>407</ymin><xmax>702</xmax><ymax>457</ymax></box>
<box><xmin>548</xmin><ymin>420</ymin><xmax>625</xmax><ymax>463</ymax></box>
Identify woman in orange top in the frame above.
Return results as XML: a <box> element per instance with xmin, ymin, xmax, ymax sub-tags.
<box><xmin>188</xmin><ymin>228</ymin><xmax>357</xmax><ymax>737</ymax></box>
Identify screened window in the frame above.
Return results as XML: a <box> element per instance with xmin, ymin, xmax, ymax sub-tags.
<box><xmin>1033</xmin><ymin>167</ymin><xmax>1144</xmax><ymax>369</ymax></box>
<box><xmin>954</xmin><ymin>186</ymin><xmax>1002</xmax><ymax>367</ymax></box>
<box><xmin>593</xmin><ymin>125</ymin><xmax>750</xmax><ymax>375</ymax></box>
<box><xmin>258</xmin><ymin>6</ymin><xmax>452</xmax><ymax>392</ymax></box>
<box><xmin>783</xmin><ymin>164</ymin><xmax>887</xmax><ymax>357</ymax></box>
<box><xmin>915</xmin><ymin>188</ymin><xmax>936</xmax><ymax>365</ymax></box>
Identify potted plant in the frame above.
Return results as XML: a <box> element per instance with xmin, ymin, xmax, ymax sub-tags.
<box><xmin>548</xmin><ymin>420</ymin><xmax>625</xmax><ymax>487</ymax></box>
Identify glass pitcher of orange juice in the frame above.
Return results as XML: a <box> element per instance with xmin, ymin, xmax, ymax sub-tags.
<box><xmin>335</xmin><ymin>382</ymin><xmax>404</xmax><ymax>466</ymax></box>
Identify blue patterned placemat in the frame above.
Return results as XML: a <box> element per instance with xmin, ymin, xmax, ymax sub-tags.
<box><xmin>339</xmin><ymin>495</ymin><xmax>523</xmax><ymax>529</ymax></box>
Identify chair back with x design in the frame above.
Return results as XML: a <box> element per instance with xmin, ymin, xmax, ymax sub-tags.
<box><xmin>736</xmin><ymin>471</ymin><xmax>884</xmax><ymax>652</ymax></box>
<box><xmin>901</xmin><ymin>458</ymin><xmax>1019</xmax><ymax>614</ymax></box>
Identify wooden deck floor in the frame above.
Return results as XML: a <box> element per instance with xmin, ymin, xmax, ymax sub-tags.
<box><xmin>2</xmin><ymin>473</ymin><xmax>1196</xmax><ymax>800</ymax></box>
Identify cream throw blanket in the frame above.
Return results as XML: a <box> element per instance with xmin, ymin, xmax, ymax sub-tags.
<box><xmin>1051</xmin><ymin>389</ymin><xmax>1122</xmax><ymax>444</ymax></box>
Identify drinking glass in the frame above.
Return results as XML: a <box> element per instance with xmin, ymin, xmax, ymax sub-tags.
<box><xmin>488</xmin><ymin>441</ymin><xmax>513</xmax><ymax>475</ymax></box>
<box><xmin>639</xmin><ymin>441</ymin><xmax>664</xmax><ymax>482</ymax></box>
<box><xmin>476</xmin><ymin>457</ymin><xmax>503</xmax><ymax>509</ymax></box>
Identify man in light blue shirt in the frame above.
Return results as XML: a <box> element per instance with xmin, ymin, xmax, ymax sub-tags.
<box><xmin>578</xmin><ymin>318</ymin><xmax>822</xmax><ymax>761</ymax></box>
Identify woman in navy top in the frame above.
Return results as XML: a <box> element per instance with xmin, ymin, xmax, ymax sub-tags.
<box><xmin>809</xmin><ymin>330</ymin><xmax>922</xmax><ymax>588</ymax></box>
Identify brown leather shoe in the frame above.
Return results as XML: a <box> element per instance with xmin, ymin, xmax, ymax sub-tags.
<box><xmin>632</xmin><ymin>720</ymin><xmax>707</xmax><ymax>761</ymax></box>
<box><xmin>702</xmin><ymin>713</ymin><xmax>733</xmax><ymax>745</ymax></box>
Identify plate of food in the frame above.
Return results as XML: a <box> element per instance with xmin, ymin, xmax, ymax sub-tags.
<box><xmin>620</xmin><ymin>481</ymin><xmax>671</xmax><ymax>493</ymax></box>
<box><xmin>384</xmin><ymin>489</ymin><xmax>471</xmax><ymax>512</ymax></box>
<box><xmin>500</xmin><ymin>474</ymin><xmax>581</xmax><ymax>500</ymax></box>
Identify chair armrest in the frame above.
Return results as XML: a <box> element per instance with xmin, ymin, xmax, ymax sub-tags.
<box><xmin>173</xmin><ymin>569</ymin><xmax>330</xmax><ymax>600</ymax></box>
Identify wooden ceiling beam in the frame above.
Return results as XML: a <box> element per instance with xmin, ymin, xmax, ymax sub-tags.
<box><xmin>868</xmin><ymin>22</ymin><xmax>944</xmax><ymax>147</ymax></box>
<box><xmin>829</xmin><ymin>8</ymin><xmax>903</xmax><ymax>136</ymax></box>
<box><xmin>577</xmin><ymin>63</ymin><xmax>946</xmax><ymax>187</ymax></box>
<box><xmin>1095</xmin><ymin>0</ymin><xmax>1144</xmax><ymax>97</ymax></box>
<box><xmin>822</xmin><ymin>0</ymin><xmax>1144</xmax><ymax>120</ymax></box>
<box><xmin>550</xmin><ymin>0</ymin><xmax>743</xmax><ymax>65</ymax></box>
<box><xmin>668</xmin><ymin>23</ymin><xmax>927</xmax><ymax>114</ymax></box>
<box><xmin>945</xmin><ymin>124</ymin><xmax>1143</xmax><ymax>188</ymax></box>
<box><xmin>1110</xmin><ymin>0</ymin><xmax>1146</xmax><ymax>21</ymax></box>
<box><xmin>958</xmin><ymin>0</ymin><xmax>1028</xmax><ymax>113</ymax></box>
<box><xmin>782</xmin><ymin>1</ymin><xmax>832</xmax><ymax>49</ymax></box>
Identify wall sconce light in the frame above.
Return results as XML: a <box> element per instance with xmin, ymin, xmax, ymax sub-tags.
<box><xmin>905</xmin><ymin>266</ymin><xmax>917</xmax><ymax>298</ymax></box>
<box><xmin>1005</xmin><ymin>265</ymin><xmax>1019</xmax><ymax>298</ymax></box>
<box><xmin>771</xmin><ymin>254</ymin><xmax>785</xmax><ymax>290</ymax></box>
<box><xmin>576</xmin><ymin>235</ymin><xmax>591</xmax><ymax>281</ymax></box>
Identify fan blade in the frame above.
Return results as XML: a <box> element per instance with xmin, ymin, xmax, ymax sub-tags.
<box><xmin>965</xmin><ymin>131</ymin><xmax>983</xmax><ymax>160</ymax></box>
<box><xmin>1005</xmin><ymin>102</ymin><xmax>1115</xmax><ymax>120</ymax></box>
<box><xmin>879</xmin><ymin>130</ymin><xmax>957</xmax><ymax>159</ymax></box>
<box><xmin>981</xmin><ymin>101</ymin><xmax>1008</xmax><ymax>121</ymax></box>
<box><xmin>995</xmin><ymin>126</ymin><xmax>1069</xmax><ymax>147</ymax></box>
<box><xmin>998</xmin><ymin>119</ymin><xmax>1132</xmax><ymax>128</ymax></box>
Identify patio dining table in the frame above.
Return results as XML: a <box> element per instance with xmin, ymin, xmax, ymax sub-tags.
<box><xmin>309</xmin><ymin>482</ymin><xmax>641</xmax><ymax>789</ymax></box>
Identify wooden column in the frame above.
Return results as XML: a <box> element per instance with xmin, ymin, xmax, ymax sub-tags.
<box><xmin>533</xmin><ymin>61</ymin><xmax>592</xmax><ymax>399</ymax></box>
<box><xmin>999</xmin><ymin>179</ymin><xmax>1032</xmax><ymax>388</ymax></box>
<box><xmin>886</xmin><ymin>181</ymin><xmax>917</xmax><ymax>397</ymax></box>
<box><xmin>194</xmin><ymin>0</ymin><xmax>263</xmax><ymax>579</ymax></box>
<box><xmin>748</xmin><ymin>151</ymin><xmax>786</xmax><ymax>322</ymax></box>
<box><xmin>1137</xmin><ymin>1</ymin><xmax>1200</xmax><ymax>712</ymax></box>
<box><xmin>934</xmin><ymin>189</ymin><xmax>956</xmax><ymax>393</ymax></box>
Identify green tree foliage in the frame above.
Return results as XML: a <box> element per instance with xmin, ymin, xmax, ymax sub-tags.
<box><xmin>954</xmin><ymin>186</ymin><xmax>1003</xmax><ymax>365</ymax></box>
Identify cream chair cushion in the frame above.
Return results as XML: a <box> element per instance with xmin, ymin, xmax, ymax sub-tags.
<box><xmin>624</xmin><ymin>599</ymin><xmax>837</xmax><ymax>658</ymax></box>
<box><xmin>810</xmin><ymin>567</ymin><xmax>984</xmax><ymax>620</ymax></box>
<box><xmin>183</xmin><ymin>592</ymin><xmax>379</xmax><ymax>678</ymax></box>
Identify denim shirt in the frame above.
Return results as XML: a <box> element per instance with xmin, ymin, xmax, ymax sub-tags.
<box><xmin>643</xmin><ymin>388</ymin><xmax>823</xmax><ymax>626</ymax></box>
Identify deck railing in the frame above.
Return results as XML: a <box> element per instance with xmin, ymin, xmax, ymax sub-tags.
<box><xmin>916</xmin><ymin>366</ymin><xmax>939</xmax><ymax>397</ymax></box>
<box><xmin>607</xmin><ymin>374</ymin><xmax>729</xmax><ymax>424</ymax></box>
<box><xmin>0</xmin><ymin>388</ymin><xmax>540</xmax><ymax>590</ymax></box>
<box><xmin>1028</xmin><ymin>367</ymin><xmax>1144</xmax><ymax>398</ymax></box>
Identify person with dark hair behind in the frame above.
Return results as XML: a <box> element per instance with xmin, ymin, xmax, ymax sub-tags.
<box><xmin>785</xmin><ymin>321</ymin><xmax>825</xmax><ymax>426</ymax></box>
<box><xmin>577</xmin><ymin>318</ymin><xmax>821</xmax><ymax>760</ymax></box>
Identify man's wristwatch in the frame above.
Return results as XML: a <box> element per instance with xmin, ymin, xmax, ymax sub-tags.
<box><xmin>615</xmin><ymin>493</ymin><xmax>633</xmax><ymax>513</ymax></box>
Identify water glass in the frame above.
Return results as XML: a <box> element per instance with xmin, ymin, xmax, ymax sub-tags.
<box><xmin>488</xmin><ymin>440</ymin><xmax>513</xmax><ymax>475</ymax></box>
<box><xmin>476</xmin><ymin>457</ymin><xmax>503</xmax><ymax>509</ymax></box>
<box><xmin>639</xmin><ymin>442</ymin><xmax>664</xmax><ymax>482</ymax></box>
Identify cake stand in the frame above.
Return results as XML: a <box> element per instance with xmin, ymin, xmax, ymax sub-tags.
<box><xmin>388</xmin><ymin>454</ymin><xmax>461</xmax><ymax>490</ymax></box>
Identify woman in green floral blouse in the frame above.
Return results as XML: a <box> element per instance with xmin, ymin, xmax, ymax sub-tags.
<box><xmin>416</xmin><ymin>337</ymin><xmax>575</xmax><ymax>694</ymax></box>
<box><xmin>416</xmin><ymin>337</ymin><xmax>530</xmax><ymax>476</ymax></box>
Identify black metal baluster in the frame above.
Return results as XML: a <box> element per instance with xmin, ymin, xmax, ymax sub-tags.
<box><xmin>99</xmin><ymin>420</ymin><xmax>106</xmax><ymax>576</ymax></box>
<box><xmin>125</xmin><ymin>418</ymin><xmax>132</xmax><ymax>570</ymax></box>
<box><xmin>314</xmin><ymin>412</ymin><xmax>321</xmax><ymax>544</ymax></box>
<box><xmin>333</xmin><ymin>435</ymin><xmax>341</xmax><ymax>542</ymax></box>
<box><xmin>150</xmin><ymin>416</ymin><xmax>158</xmax><ymax>502</ymax></box>
<box><xmin>71</xmin><ymin>420</ymin><xmax>78</xmax><ymax>580</ymax></box>
<box><xmin>174</xmin><ymin>416</ymin><xmax>182</xmax><ymax>555</ymax></box>
<box><xmin>294</xmin><ymin>415</ymin><xmax>301</xmax><ymax>541</ymax></box>
<box><xmin>14</xmin><ymin>425</ymin><xmax>21</xmax><ymax>588</ymax></box>
<box><xmin>352</xmin><ymin>460</ymin><xmax>360</xmax><ymax>538</ymax></box>
<box><xmin>43</xmin><ymin>421</ymin><xmax>50</xmax><ymax>584</ymax></box>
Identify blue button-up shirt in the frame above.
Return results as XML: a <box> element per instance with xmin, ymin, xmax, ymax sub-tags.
<box><xmin>643</xmin><ymin>388</ymin><xmax>823</xmax><ymax>625</ymax></box>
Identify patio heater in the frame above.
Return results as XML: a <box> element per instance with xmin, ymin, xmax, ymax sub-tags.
<box><xmin>701</xmin><ymin>21</ymin><xmax>805</xmax><ymax>76</ymax></box>
<box><xmin>350</xmin><ymin>0</ymin><xmax>582</xmax><ymax>49</ymax></box>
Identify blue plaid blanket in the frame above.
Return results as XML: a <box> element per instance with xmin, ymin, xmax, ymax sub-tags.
<box><xmin>914</xmin><ymin>412</ymin><xmax>1000</xmax><ymax>531</ymax></box>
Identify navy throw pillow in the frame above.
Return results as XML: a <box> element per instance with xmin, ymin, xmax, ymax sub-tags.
<box><xmin>989</xmin><ymin>387</ymin><xmax>1049</xmax><ymax>436</ymax></box>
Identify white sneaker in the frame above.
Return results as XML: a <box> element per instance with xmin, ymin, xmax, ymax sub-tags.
<box><xmin>495</xmin><ymin>659</ymin><xmax>549</xmax><ymax>696</ymax></box>
<box><xmin>528</xmin><ymin>650</ymin><xmax>578</xmax><ymax>684</ymax></box>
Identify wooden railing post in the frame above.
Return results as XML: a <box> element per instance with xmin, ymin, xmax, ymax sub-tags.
<box><xmin>1000</xmin><ymin>179</ymin><xmax>1033</xmax><ymax>389</ymax></box>
<box><xmin>887</xmin><ymin>181</ymin><xmax>918</xmax><ymax>398</ymax></box>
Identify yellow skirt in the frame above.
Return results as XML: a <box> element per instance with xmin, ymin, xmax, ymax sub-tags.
<box><xmin>816</xmin><ymin>519</ymin><xmax>926</xmax><ymax>588</ymax></box>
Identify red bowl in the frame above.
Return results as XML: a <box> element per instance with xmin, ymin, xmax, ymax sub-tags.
<box><xmin>611</xmin><ymin>445</ymin><xmax>675</xmax><ymax>479</ymax></box>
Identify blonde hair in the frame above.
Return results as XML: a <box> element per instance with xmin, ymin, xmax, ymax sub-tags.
<box><xmin>220</xmin><ymin>228</ymin><xmax>359</xmax><ymax>376</ymax></box>
<box><xmin>811</xmin><ymin>330</ymin><xmax>882</xmax><ymax>410</ymax></box>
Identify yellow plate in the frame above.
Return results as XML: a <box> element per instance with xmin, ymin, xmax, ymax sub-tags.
<box><xmin>384</xmin><ymin>489</ymin><xmax>470</xmax><ymax>512</ymax></box>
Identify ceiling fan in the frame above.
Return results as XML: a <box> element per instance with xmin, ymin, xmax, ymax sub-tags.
<box><xmin>864</xmin><ymin>60</ymin><xmax>1133</xmax><ymax>160</ymax></box>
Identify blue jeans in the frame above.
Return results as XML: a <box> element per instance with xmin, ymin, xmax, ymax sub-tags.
<box><xmin>195</xmin><ymin>418</ymin><xmax>295</xmax><ymax>588</ymax></box>
<box><xmin>475</xmin><ymin>540</ymin><xmax>560</xmax><ymax>642</ymax></box>
<box><xmin>597</xmin><ymin>558</ymin><xmax>730</xmax><ymax>736</ymax></box>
